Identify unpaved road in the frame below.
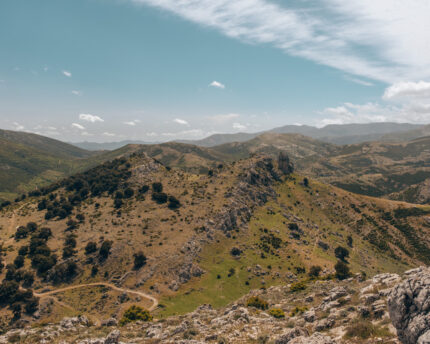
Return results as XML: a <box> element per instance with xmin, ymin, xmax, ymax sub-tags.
<box><xmin>34</xmin><ymin>282</ymin><xmax>158</xmax><ymax>311</ymax></box>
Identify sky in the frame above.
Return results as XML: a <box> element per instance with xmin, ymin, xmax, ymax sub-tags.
<box><xmin>1</xmin><ymin>0</ymin><xmax>430</xmax><ymax>142</ymax></box>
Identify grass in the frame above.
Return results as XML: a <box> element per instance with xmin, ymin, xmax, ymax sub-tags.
<box><xmin>344</xmin><ymin>319</ymin><xmax>392</xmax><ymax>339</ymax></box>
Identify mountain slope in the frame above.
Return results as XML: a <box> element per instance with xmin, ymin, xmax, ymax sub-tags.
<box><xmin>0</xmin><ymin>153</ymin><xmax>428</xmax><ymax>326</ymax></box>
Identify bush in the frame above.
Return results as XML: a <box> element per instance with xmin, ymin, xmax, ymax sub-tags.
<box><xmin>290</xmin><ymin>305</ymin><xmax>308</xmax><ymax>317</ymax></box>
<box><xmin>26</xmin><ymin>222</ymin><xmax>37</xmax><ymax>232</ymax></box>
<box><xmin>308</xmin><ymin>265</ymin><xmax>322</xmax><ymax>278</ymax></box>
<box><xmin>13</xmin><ymin>255</ymin><xmax>24</xmax><ymax>269</ymax></box>
<box><xmin>124</xmin><ymin>188</ymin><xmax>134</xmax><ymax>199</ymax></box>
<box><xmin>335</xmin><ymin>246</ymin><xmax>349</xmax><ymax>262</ymax></box>
<box><xmin>152</xmin><ymin>192</ymin><xmax>168</xmax><ymax>204</ymax></box>
<box><xmin>114</xmin><ymin>198</ymin><xmax>123</xmax><ymax>209</ymax></box>
<box><xmin>15</xmin><ymin>226</ymin><xmax>29</xmax><ymax>240</ymax></box>
<box><xmin>344</xmin><ymin>320</ymin><xmax>391</xmax><ymax>339</ymax></box>
<box><xmin>168</xmin><ymin>195</ymin><xmax>180</xmax><ymax>209</ymax></box>
<box><xmin>152</xmin><ymin>182</ymin><xmax>163</xmax><ymax>193</ymax></box>
<box><xmin>269</xmin><ymin>308</ymin><xmax>285</xmax><ymax>318</ymax></box>
<box><xmin>290</xmin><ymin>281</ymin><xmax>307</xmax><ymax>292</ymax></box>
<box><xmin>85</xmin><ymin>242</ymin><xmax>97</xmax><ymax>255</ymax></box>
<box><xmin>133</xmin><ymin>251</ymin><xmax>147</xmax><ymax>269</ymax></box>
<box><xmin>335</xmin><ymin>260</ymin><xmax>351</xmax><ymax>280</ymax></box>
<box><xmin>303</xmin><ymin>177</ymin><xmax>309</xmax><ymax>187</ymax></box>
<box><xmin>139</xmin><ymin>185</ymin><xmax>149</xmax><ymax>194</ymax></box>
<box><xmin>22</xmin><ymin>271</ymin><xmax>34</xmax><ymax>287</ymax></box>
<box><xmin>230</xmin><ymin>247</ymin><xmax>242</xmax><ymax>256</ymax></box>
<box><xmin>119</xmin><ymin>305</ymin><xmax>152</xmax><ymax>325</ymax></box>
<box><xmin>246</xmin><ymin>296</ymin><xmax>268</xmax><ymax>310</ymax></box>
<box><xmin>99</xmin><ymin>240</ymin><xmax>113</xmax><ymax>260</ymax></box>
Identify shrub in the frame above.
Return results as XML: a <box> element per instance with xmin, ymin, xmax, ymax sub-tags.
<box><xmin>13</xmin><ymin>255</ymin><xmax>24</xmax><ymax>269</ymax></box>
<box><xmin>335</xmin><ymin>260</ymin><xmax>351</xmax><ymax>280</ymax></box>
<box><xmin>50</xmin><ymin>261</ymin><xmax>77</xmax><ymax>284</ymax></box>
<box><xmin>335</xmin><ymin>246</ymin><xmax>350</xmax><ymax>261</ymax></box>
<box><xmin>344</xmin><ymin>319</ymin><xmax>391</xmax><ymax>339</ymax></box>
<box><xmin>26</xmin><ymin>222</ymin><xmax>37</xmax><ymax>232</ymax></box>
<box><xmin>230</xmin><ymin>247</ymin><xmax>242</xmax><ymax>256</ymax></box>
<box><xmin>152</xmin><ymin>192</ymin><xmax>168</xmax><ymax>204</ymax></box>
<box><xmin>290</xmin><ymin>306</ymin><xmax>308</xmax><ymax>317</ymax></box>
<box><xmin>119</xmin><ymin>305</ymin><xmax>152</xmax><ymax>325</ymax></box>
<box><xmin>168</xmin><ymin>195</ymin><xmax>180</xmax><ymax>209</ymax></box>
<box><xmin>22</xmin><ymin>271</ymin><xmax>34</xmax><ymax>287</ymax></box>
<box><xmin>303</xmin><ymin>177</ymin><xmax>309</xmax><ymax>187</ymax></box>
<box><xmin>308</xmin><ymin>265</ymin><xmax>322</xmax><ymax>278</ymax></box>
<box><xmin>15</xmin><ymin>226</ymin><xmax>29</xmax><ymax>240</ymax></box>
<box><xmin>133</xmin><ymin>251</ymin><xmax>147</xmax><ymax>269</ymax></box>
<box><xmin>124</xmin><ymin>188</ymin><xmax>134</xmax><ymax>199</ymax></box>
<box><xmin>269</xmin><ymin>308</ymin><xmax>285</xmax><ymax>318</ymax></box>
<box><xmin>139</xmin><ymin>185</ymin><xmax>149</xmax><ymax>194</ymax></box>
<box><xmin>114</xmin><ymin>198</ymin><xmax>123</xmax><ymax>209</ymax></box>
<box><xmin>18</xmin><ymin>246</ymin><xmax>28</xmax><ymax>256</ymax></box>
<box><xmin>99</xmin><ymin>240</ymin><xmax>113</xmax><ymax>260</ymax></box>
<box><xmin>85</xmin><ymin>242</ymin><xmax>97</xmax><ymax>255</ymax></box>
<box><xmin>152</xmin><ymin>182</ymin><xmax>163</xmax><ymax>193</ymax></box>
<box><xmin>347</xmin><ymin>235</ymin><xmax>353</xmax><ymax>248</ymax></box>
<box><xmin>290</xmin><ymin>281</ymin><xmax>307</xmax><ymax>292</ymax></box>
<box><xmin>246</xmin><ymin>296</ymin><xmax>268</xmax><ymax>310</ymax></box>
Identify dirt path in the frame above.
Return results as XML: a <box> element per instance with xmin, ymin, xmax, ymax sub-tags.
<box><xmin>34</xmin><ymin>282</ymin><xmax>159</xmax><ymax>311</ymax></box>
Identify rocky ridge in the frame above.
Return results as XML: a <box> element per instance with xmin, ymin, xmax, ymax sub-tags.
<box><xmin>2</xmin><ymin>267</ymin><xmax>428</xmax><ymax>343</ymax></box>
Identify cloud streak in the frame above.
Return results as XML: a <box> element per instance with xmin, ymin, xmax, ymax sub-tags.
<box><xmin>209</xmin><ymin>81</ymin><xmax>225</xmax><ymax>89</ymax></box>
<box><xmin>131</xmin><ymin>0</ymin><xmax>430</xmax><ymax>83</ymax></box>
<box><xmin>79</xmin><ymin>113</ymin><xmax>104</xmax><ymax>123</ymax></box>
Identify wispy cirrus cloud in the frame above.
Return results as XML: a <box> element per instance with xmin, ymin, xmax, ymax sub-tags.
<box><xmin>131</xmin><ymin>0</ymin><xmax>430</xmax><ymax>83</ymax></box>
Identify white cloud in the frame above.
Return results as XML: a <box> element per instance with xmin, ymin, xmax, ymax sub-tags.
<box><xmin>209</xmin><ymin>81</ymin><xmax>225</xmax><ymax>89</ymax></box>
<box><xmin>208</xmin><ymin>113</ymin><xmax>240</xmax><ymax>124</ymax></box>
<box><xmin>13</xmin><ymin>122</ymin><xmax>25</xmax><ymax>131</ymax></box>
<box><xmin>72</xmin><ymin>123</ymin><xmax>85</xmax><ymax>130</ymax></box>
<box><xmin>383</xmin><ymin>81</ymin><xmax>430</xmax><ymax>100</ymax></box>
<box><xmin>232</xmin><ymin>122</ymin><xmax>247</xmax><ymax>131</ymax></box>
<box><xmin>71</xmin><ymin>90</ymin><xmax>82</xmax><ymax>96</ymax></box>
<box><xmin>79</xmin><ymin>113</ymin><xmax>104</xmax><ymax>123</ymax></box>
<box><xmin>131</xmin><ymin>0</ymin><xmax>430</xmax><ymax>83</ymax></box>
<box><xmin>124</xmin><ymin>119</ymin><xmax>141</xmax><ymax>126</ymax></box>
<box><xmin>62</xmin><ymin>70</ymin><xmax>72</xmax><ymax>77</ymax></box>
<box><xmin>103</xmin><ymin>132</ymin><xmax>116</xmax><ymax>137</ymax></box>
<box><xmin>173</xmin><ymin>118</ymin><xmax>189</xmax><ymax>126</ymax></box>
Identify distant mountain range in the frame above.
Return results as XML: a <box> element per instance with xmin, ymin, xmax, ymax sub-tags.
<box><xmin>70</xmin><ymin>122</ymin><xmax>426</xmax><ymax>151</ymax></box>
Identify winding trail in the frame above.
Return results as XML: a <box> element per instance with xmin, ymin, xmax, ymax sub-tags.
<box><xmin>34</xmin><ymin>282</ymin><xmax>159</xmax><ymax>311</ymax></box>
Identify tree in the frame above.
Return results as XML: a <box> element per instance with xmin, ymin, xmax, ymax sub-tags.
<box><xmin>152</xmin><ymin>192</ymin><xmax>168</xmax><ymax>204</ymax></box>
<box><xmin>139</xmin><ymin>185</ymin><xmax>149</xmax><ymax>194</ymax></box>
<box><xmin>335</xmin><ymin>260</ymin><xmax>351</xmax><ymax>280</ymax></box>
<box><xmin>26</xmin><ymin>222</ymin><xmax>38</xmax><ymax>232</ymax></box>
<box><xmin>85</xmin><ymin>242</ymin><xmax>97</xmax><ymax>255</ymax></box>
<box><xmin>335</xmin><ymin>246</ymin><xmax>350</xmax><ymax>262</ymax></box>
<box><xmin>152</xmin><ymin>182</ymin><xmax>163</xmax><ymax>193</ymax></box>
<box><xmin>114</xmin><ymin>198</ymin><xmax>123</xmax><ymax>209</ymax></box>
<box><xmin>308</xmin><ymin>265</ymin><xmax>322</xmax><ymax>278</ymax></box>
<box><xmin>13</xmin><ymin>255</ymin><xmax>24</xmax><ymax>269</ymax></box>
<box><xmin>99</xmin><ymin>241</ymin><xmax>113</xmax><ymax>260</ymax></box>
<box><xmin>124</xmin><ymin>188</ymin><xmax>134</xmax><ymax>199</ymax></box>
<box><xmin>168</xmin><ymin>195</ymin><xmax>180</xmax><ymax>209</ymax></box>
<box><xmin>22</xmin><ymin>271</ymin><xmax>34</xmax><ymax>288</ymax></box>
<box><xmin>133</xmin><ymin>251</ymin><xmax>147</xmax><ymax>269</ymax></box>
<box><xmin>303</xmin><ymin>177</ymin><xmax>309</xmax><ymax>187</ymax></box>
<box><xmin>15</xmin><ymin>226</ymin><xmax>29</xmax><ymax>240</ymax></box>
<box><xmin>347</xmin><ymin>235</ymin><xmax>353</xmax><ymax>248</ymax></box>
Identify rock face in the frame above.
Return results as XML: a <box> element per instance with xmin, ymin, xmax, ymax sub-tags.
<box><xmin>388</xmin><ymin>267</ymin><xmax>430</xmax><ymax>344</ymax></box>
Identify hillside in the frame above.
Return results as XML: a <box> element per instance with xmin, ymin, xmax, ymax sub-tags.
<box><xmin>0</xmin><ymin>152</ymin><xmax>428</xmax><ymax>330</ymax></box>
<box><xmin>0</xmin><ymin>132</ymin><xmax>140</xmax><ymax>202</ymax></box>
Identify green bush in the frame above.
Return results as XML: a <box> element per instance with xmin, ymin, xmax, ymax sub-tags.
<box><xmin>246</xmin><ymin>296</ymin><xmax>268</xmax><ymax>310</ymax></box>
<box><xmin>290</xmin><ymin>305</ymin><xmax>308</xmax><ymax>317</ymax></box>
<box><xmin>344</xmin><ymin>320</ymin><xmax>391</xmax><ymax>339</ymax></box>
<box><xmin>269</xmin><ymin>308</ymin><xmax>285</xmax><ymax>318</ymax></box>
<box><xmin>308</xmin><ymin>265</ymin><xmax>322</xmax><ymax>278</ymax></box>
<box><xmin>290</xmin><ymin>281</ymin><xmax>307</xmax><ymax>292</ymax></box>
<box><xmin>119</xmin><ymin>305</ymin><xmax>152</xmax><ymax>325</ymax></box>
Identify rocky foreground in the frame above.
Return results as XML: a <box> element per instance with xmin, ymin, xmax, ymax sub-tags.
<box><xmin>1</xmin><ymin>267</ymin><xmax>429</xmax><ymax>344</ymax></box>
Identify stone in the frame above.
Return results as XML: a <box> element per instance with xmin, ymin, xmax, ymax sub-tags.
<box><xmin>388</xmin><ymin>266</ymin><xmax>430</xmax><ymax>344</ymax></box>
<box><xmin>104</xmin><ymin>330</ymin><xmax>120</xmax><ymax>344</ymax></box>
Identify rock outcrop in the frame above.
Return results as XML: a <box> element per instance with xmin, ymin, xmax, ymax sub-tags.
<box><xmin>388</xmin><ymin>266</ymin><xmax>430</xmax><ymax>344</ymax></box>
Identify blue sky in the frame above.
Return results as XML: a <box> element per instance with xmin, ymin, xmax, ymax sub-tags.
<box><xmin>1</xmin><ymin>0</ymin><xmax>430</xmax><ymax>142</ymax></box>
